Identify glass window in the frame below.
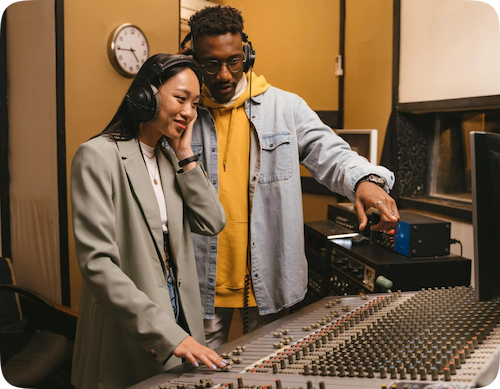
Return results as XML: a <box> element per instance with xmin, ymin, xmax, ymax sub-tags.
<box><xmin>430</xmin><ymin>111</ymin><xmax>500</xmax><ymax>202</ymax></box>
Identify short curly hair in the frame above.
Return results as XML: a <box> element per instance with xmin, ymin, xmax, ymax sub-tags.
<box><xmin>188</xmin><ymin>5</ymin><xmax>244</xmax><ymax>40</ymax></box>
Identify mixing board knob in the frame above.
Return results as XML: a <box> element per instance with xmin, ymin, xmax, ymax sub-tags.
<box><xmin>237</xmin><ymin>376</ymin><xmax>244</xmax><ymax>388</ymax></box>
<box><xmin>329</xmin><ymin>363</ymin><xmax>336</xmax><ymax>376</ymax></box>
<box><xmin>275</xmin><ymin>379</ymin><xmax>282</xmax><ymax>389</ymax></box>
<box><xmin>431</xmin><ymin>366</ymin><xmax>438</xmax><ymax>380</ymax></box>
<box><xmin>444</xmin><ymin>366</ymin><xmax>452</xmax><ymax>381</ymax></box>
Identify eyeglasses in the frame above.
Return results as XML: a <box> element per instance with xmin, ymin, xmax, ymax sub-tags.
<box><xmin>199</xmin><ymin>53</ymin><xmax>246</xmax><ymax>75</ymax></box>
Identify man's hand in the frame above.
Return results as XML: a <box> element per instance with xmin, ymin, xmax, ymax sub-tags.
<box><xmin>173</xmin><ymin>335</ymin><xmax>227</xmax><ymax>370</ymax></box>
<box><xmin>354</xmin><ymin>182</ymin><xmax>399</xmax><ymax>232</ymax></box>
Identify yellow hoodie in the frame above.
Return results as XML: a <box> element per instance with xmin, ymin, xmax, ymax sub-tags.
<box><xmin>202</xmin><ymin>72</ymin><xmax>270</xmax><ymax>308</ymax></box>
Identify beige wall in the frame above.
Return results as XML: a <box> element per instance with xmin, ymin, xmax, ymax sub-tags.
<box><xmin>213</xmin><ymin>0</ymin><xmax>341</xmax><ymax>220</ymax></box>
<box><xmin>214</xmin><ymin>0</ymin><xmax>339</xmax><ymax>110</ymax></box>
<box><xmin>344</xmin><ymin>0</ymin><xmax>393</xmax><ymax>162</ymax></box>
<box><xmin>7</xmin><ymin>0</ymin><xmax>61</xmax><ymax>303</ymax></box>
<box><xmin>65</xmin><ymin>0</ymin><xmax>181</xmax><ymax>310</ymax></box>
<box><xmin>215</xmin><ymin>1</ymin><xmax>393</xmax><ymax>220</ymax></box>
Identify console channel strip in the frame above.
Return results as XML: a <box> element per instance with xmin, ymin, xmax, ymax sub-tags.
<box><xmin>130</xmin><ymin>287</ymin><xmax>500</xmax><ymax>389</ymax></box>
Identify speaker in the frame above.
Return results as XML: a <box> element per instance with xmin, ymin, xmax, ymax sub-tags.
<box><xmin>180</xmin><ymin>32</ymin><xmax>256</xmax><ymax>73</ymax></box>
<box><xmin>125</xmin><ymin>54</ymin><xmax>202</xmax><ymax>123</ymax></box>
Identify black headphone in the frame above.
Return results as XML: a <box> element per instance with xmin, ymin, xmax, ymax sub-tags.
<box><xmin>125</xmin><ymin>54</ymin><xmax>203</xmax><ymax>123</ymax></box>
<box><xmin>180</xmin><ymin>32</ymin><xmax>256</xmax><ymax>73</ymax></box>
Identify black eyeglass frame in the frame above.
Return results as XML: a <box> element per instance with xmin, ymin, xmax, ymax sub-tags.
<box><xmin>199</xmin><ymin>52</ymin><xmax>247</xmax><ymax>75</ymax></box>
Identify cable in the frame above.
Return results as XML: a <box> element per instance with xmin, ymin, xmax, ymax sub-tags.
<box><xmin>243</xmin><ymin>274</ymin><xmax>250</xmax><ymax>335</ymax></box>
<box><xmin>243</xmin><ymin>67</ymin><xmax>254</xmax><ymax>336</ymax></box>
<box><xmin>450</xmin><ymin>238</ymin><xmax>463</xmax><ymax>258</ymax></box>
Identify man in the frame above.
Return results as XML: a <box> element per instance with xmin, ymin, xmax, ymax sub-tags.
<box><xmin>183</xmin><ymin>5</ymin><xmax>399</xmax><ymax>348</ymax></box>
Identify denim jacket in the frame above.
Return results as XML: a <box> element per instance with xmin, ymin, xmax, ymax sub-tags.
<box><xmin>191</xmin><ymin>86</ymin><xmax>394</xmax><ymax>318</ymax></box>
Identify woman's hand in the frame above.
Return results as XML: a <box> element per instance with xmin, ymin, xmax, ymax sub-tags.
<box><xmin>167</xmin><ymin>111</ymin><xmax>198</xmax><ymax>172</ymax></box>
<box><xmin>173</xmin><ymin>336</ymin><xmax>227</xmax><ymax>370</ymax></box>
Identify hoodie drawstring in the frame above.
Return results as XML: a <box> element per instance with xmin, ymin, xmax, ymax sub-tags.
<box><xmin>221</xmin><ymin>107</ymin><xmax>237</xmax><ymax>172</ymax></box>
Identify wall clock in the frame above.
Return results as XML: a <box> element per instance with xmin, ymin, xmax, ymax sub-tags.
<box><xmin>108</xmin><ymin>23</ymin><xmax>149</xmax><ymax>77</ymax></box>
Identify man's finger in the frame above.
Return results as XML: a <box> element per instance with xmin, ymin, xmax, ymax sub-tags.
<box><xmin>354</xmin><ymin>200</ymin><xmax>368</xmax><ymax>230</ymax></box>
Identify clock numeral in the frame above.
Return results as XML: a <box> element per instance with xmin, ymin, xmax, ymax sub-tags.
<box><xmin>119</xmin><ymin>36</ymin><xmax>123</xmax><ymax>41</ymax></box>
<box><xmin>123</xmin><ymin>62</ymin><xmax>127</xmax><ymax>68</ymax></box>
<box><xmin>131</xmin><ymin>29</ymin><xmax>135</xmax><ymax>34</ymax></box>
<box><xmin>143</xmin><ymin>50</ymin><xmax>147</xmax><ymax>55</ymax></box>
<box><xmin>141</xmin><ymin>41</ymin><xmax>145</xmax><ymax>46</ymax></box>
<box><xmin>141</xmin><ymin>59</ymin><xmax>145</xmax><ymax>63</ymax></box>
<box><xmin>136</xmin><ymin>64</ymin><xmax>140</xmax><ymax>70</ymax></box>
<box><xmin>129</xmin><ymin>66</ymin><xmax>134</xmax><ymax>72</ymax></box>
<box><xmin>119</xmin><ymin>55</ymin><xmax>123</xmax><ymax>60</ymax></box>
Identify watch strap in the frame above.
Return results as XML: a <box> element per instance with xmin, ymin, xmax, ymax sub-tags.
<box><xmin>354</xmin><ymin>174</ymin><xmax>386</xmax><ymax>193</ymax></box>
<box><xmin>178</xmin><ymin>154</ymin><xmax>200</xmax><ymax>168</ymax></box>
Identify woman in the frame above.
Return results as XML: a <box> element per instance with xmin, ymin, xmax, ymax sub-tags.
<box><xmin>70</xmin><ymin>54</ymin><xmax>227</xmax><ymax>389</ymax></box>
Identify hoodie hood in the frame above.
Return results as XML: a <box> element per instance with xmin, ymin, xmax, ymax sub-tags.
<box><xmin>202</xmin><ymin>72</ymin><xmax>270</xmax><ymax>109</ymax></box>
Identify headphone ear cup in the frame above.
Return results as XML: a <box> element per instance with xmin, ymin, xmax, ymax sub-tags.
<box><xmin>243</xmin><ymin>44</ymin><xmax>256</xmax><ymax>73</ymax></box>
<box><xmin>126</xmin><ymin>84</ymin><xmax>161</xmax><ymax>122</ymax></box>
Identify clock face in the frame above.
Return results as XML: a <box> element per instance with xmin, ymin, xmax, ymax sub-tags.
<box><xmin>108</xmin><ymin>24</ymin><xmax>149</xmax><ymax>77</ymax></box>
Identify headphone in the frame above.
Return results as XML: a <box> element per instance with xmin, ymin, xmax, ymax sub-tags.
<box><xmin>180</xmin><ymin>32</ymin><xmax>256</xmax><ymax>73</ymax></box>
<box><xmin>125</xmin><ymin>54</ymin><xmax>203</xmax><ymax>123</ymax></box>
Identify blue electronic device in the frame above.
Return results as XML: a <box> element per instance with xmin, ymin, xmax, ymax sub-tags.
<box><xmin>393</xmin><ymin>211</ymin><xmax>451</xmax><ymax>258</ymax></box>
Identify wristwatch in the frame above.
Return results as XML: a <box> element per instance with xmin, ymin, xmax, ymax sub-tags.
<box><xmin>354</xmin><ymin>174</ymin><xmax>387</xmax><ymax>193</ymax></box>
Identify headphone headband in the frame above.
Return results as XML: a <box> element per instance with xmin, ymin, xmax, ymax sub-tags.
<box><xmin>126</xmin><ymin>54</ymin><xmax>203</xmax><ymax>123</ymax></box>
<box><xmin>180</xmin><ymin>32</ymin><xmax>256</xmax><ymax>73</ymax></box>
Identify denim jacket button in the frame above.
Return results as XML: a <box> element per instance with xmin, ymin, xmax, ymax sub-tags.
<box><xmin>212</xmin><ymin>180</ymin><xmax>217</xmax><ymax>185</ymax></box>
<box><xmin>212</xmin><ymin>148</ymin><xmax>216</xmax><ymax>152</ymax></box>
<box><xmin>254</xmin><ymin>273</ymin><xmax>259</xmax><ymax>278</ymax></box>
<box><xmin>209</xmin><ymin>278</ymin><xmax>214</xmax><ymax>283</ymax></box>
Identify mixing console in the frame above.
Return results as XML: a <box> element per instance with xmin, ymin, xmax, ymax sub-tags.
<box><xmin>130</xmin><ymin>287</ymin><xmax>500</xmax><ymax>389</ymax></box>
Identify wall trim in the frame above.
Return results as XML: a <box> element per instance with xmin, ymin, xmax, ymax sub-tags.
<box><xmin>338</xmin><ymin>0</ymin><xmax>345</xmax><ymax>129</ymax></box>
<box><xmin>392</xmin><ymin>0</ymin><xmax>400</xmax><ymax>108</ymax></box>
<box><xmin>0</xmin><ymin>11</ymin><xmax>11</xmax><ymax>259</ymax></box>
<box><xmin>399</xmin><ymin>196</ymin><xmax>472</xmax><ymax>223</ymax></box>
<box><xmin>398</xmin><ymin>95</ymin><xmax>500</xmax><ymax>114</ymax></box>
<box><xmin>55</xmin><ymin>0</ymin><xmax>70</xmax><ymax>307</ymax></box>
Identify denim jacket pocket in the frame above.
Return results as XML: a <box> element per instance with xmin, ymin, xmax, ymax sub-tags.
<box><xmin>259</xmin><ymin>132</ymin><xmax>292</xmax><ymax>183</ymax></box>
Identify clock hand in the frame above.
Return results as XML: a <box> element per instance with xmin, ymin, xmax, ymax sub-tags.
<box><xmin>130</xmin><ymin>48</ymin><xmax>139</xmax><ymax>62</ymax></box>
<box><xmin>117</xmin><ymin>48</ymin><xmax>133</xmax><ymax>51</ymax></box>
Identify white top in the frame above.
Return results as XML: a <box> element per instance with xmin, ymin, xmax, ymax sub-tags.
<box><xmin>140</xmin><ymin>142</ymin><xmax>168</xmax><ymax>232</ymax></box>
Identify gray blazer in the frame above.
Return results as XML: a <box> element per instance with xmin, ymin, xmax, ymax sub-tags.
<box><xmin>70</xmin><ymin>136</ymin><xmax>226</xmax><ymax>389</ymax></box>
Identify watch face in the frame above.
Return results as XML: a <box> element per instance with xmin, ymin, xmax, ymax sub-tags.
<box><xmin>109</xmin><ymin>24</ymin><xmax>149</xmax><ymax>77</ymax></box>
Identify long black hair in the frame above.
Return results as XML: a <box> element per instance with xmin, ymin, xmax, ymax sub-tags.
<box><xmin>96</xmin><ymin>53</ymin><xmax>203</xmax><ymax>141</ymax></box>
